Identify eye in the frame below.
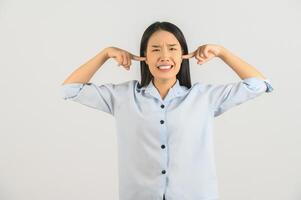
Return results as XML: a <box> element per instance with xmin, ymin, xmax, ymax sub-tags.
<box><xmin>152</xmin><ymin>48</ymin><xmax>176</xmax><ymax>52</ymax></box>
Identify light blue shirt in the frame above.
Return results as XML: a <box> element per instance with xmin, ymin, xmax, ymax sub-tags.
<box><xmin>60</xmin><ymin>77</ymin><xmax>273</xmax><ymax>200</ymax></box>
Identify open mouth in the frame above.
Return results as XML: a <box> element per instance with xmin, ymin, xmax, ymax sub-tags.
<box><xmin>156</xmin><ymin>65</ymin><xmax>174</xmax><ymax>72</ymax></box>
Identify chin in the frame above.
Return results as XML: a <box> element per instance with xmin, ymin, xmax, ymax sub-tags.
<box><xmin>154</xmin><ymin>74</ymin><xmax>176</xmax><ymax>79</ymax></box>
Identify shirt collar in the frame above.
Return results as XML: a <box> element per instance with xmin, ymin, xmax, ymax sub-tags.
<box><xmin>138</xmin><ymin>78</ymin><xmax>187</xmax><ymax>102</ymax></box>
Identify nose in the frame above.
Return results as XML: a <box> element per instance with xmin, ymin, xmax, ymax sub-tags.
<box><xmin>159</xmin><ymin>57</ymin><xmax>170</xmax><ymax>62</ymax></box>
<box><xmin>159</xmin><ymin>49</ymin><xmax>171</xmax><ymax>62</ymax></box>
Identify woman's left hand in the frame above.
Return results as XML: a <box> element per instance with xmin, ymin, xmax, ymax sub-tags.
<box><xmin>182</xmin><ymin>44</ymin><xmax>224</xmax><ymax>65</ymax></box>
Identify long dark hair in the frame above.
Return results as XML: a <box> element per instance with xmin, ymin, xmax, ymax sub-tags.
<box><xmin>138</xmin><ymin>21</ymin><xmax>192</xmax><ymax>89</ymax></box>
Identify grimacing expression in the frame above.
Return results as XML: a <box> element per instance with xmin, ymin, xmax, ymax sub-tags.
<box><xmin>145</xmin><ymin>30</ymin><xmax>184</xmax><ymax>80</ymax></box>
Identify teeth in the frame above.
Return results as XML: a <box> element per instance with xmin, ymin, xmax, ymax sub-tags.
<box><xmin>158</xmin><ymin>65</ymin><xmax>172</xmax><ymax>69</ymax></box>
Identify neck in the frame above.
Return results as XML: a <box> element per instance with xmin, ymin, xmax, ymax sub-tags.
<box><xmin>152</xmin><ymin>77</ymin><xmax>177</xmax><ymax>99</ymax></box>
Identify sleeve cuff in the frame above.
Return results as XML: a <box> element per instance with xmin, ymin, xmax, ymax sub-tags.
<box><xmin>61</xmin><ymin>83</ymin><xmax>84</xmax><ymax>99</ymax></box>
<box><xmin>263</xmin><ymin>79</ymin><xmax>274</xmax><ymax>93</ymax></box>
<box><xmin>242</xmin><ymin>77</ymin><xmax>274</xmax><ymax>93</ymax></box>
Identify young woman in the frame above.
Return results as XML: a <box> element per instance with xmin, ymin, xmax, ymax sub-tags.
<box><xmin>61</xmin><ymin>21</ymin><xmax>273</xmax><ymax>200</ymax></box>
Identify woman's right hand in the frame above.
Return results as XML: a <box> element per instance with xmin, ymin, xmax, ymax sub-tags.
<box><xmin>104</xmin><ymin>47</ymin><xmax>146</xmax><ymax>71</ymax></box>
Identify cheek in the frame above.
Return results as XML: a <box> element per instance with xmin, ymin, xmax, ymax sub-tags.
<box><xmin>146</xmin><ymin>58</ymin><xmax>158</xmax><ymax>68</ymax></box>
<box><xmin>174</xmin><ymin>57</ymin><xmax>183</xmax><ymax>66</ymax></box>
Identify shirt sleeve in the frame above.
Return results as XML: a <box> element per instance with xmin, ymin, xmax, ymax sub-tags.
<box><xmin>210</xmin><ymin>77</ymin><xmax>274</xmax><ymax>117</ymax></box>
<box><xmin>60</xmin><ymin>82</ymin><xmax>117</xmax><ymax>116</ymax></box>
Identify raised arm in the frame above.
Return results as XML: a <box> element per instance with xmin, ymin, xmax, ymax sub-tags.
<box><xmin>61</xmin><ymin>48</ymin><xmax>110</xmax><ymax>85</ymax></box>
<box><xmin>217</xmin><ymin>46</ymin><xmax>267</xmax><ymax>80</ymax></box>
<box><xmin>182</xmin><ymin>44</ymin><xmax>269</xmax><ymax>80</ymax></box>
<box><xmin>182</xmin><ymin>44</ymin><xmax>274</xmax><ymax>117</ymax></box>
<box><xmin>60</xmin><ymin>46</ymin><xmax>146</xmax><ymax>115</ymax></box>
<box><xmin>61</xmin><ymin>46</ymin><xmax>146</xmax><ymax>85</ymax></box>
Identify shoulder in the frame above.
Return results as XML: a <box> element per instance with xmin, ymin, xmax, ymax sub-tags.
<box><xmin>114</xmin><ymin>79</ymin><xmax>138</xmax><ymax>89</ymax></box>
<box><xmin>192</xmin><ymin>81</ymin><xmax>213</xmax><ymax>93</ymax></box>
<box><xmin>94</xmin><ymin>79</ymin><xmax>137</xmax><ymax>88</ymax></box>
<box><xmin>102</xmin><ymin>79</ymin><xmax>138</xmax><ymax>94</ymax></box>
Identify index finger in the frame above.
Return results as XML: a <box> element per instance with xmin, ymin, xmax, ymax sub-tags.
<box><xmin>182</xmin><ymin>50</ymin><xmax>196</xmax><ymax>59</ymax></box>
<box><xmin>131</xmin><ymin>54</ymin><xmax>146</xmax><ymax>61</ymax></box>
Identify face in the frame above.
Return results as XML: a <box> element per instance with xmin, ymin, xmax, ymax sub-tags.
<box><xmin>145</xmin><ymin>30</ymin><xmax>183</xmax><ymax>82</ymax></box>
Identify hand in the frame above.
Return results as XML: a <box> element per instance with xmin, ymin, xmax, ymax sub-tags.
<box><xmin>105</xmin><ymin>47</ymin><xmax>146</xmax><ymax>71</ymax></box>
<box><xmin>182</xmin><ymin>44</ymin><xmax>223</xmax><ymax>65</ymax></box>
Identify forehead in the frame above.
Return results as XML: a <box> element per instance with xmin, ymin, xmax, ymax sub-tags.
<box><xmin>148</xmin><ymin>30</ymin><xmax>180</xmax><ymax>46</ymax></box>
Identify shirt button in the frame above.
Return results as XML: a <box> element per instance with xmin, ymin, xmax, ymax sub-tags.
<box><xmin>161</xmin><ymin>170</ymin><xmax>166</xmax><ymax>174</ymax></box>
<box><xmin>160</xmin><ymin>120</ymin><xmax>164</xmax><ymax>124</ymax></box>
<box><xmin>161</xmin><ymin>145</ymin><xmax>165</xmax><ymax>149</ymax></box>
<box><xmin>160</xmin><ymin>104</ymin><xmax>165</xmax><ymax>109</ymax></box>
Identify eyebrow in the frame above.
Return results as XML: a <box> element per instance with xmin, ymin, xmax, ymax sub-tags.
<box><xmin>151</xmin><ymin>44</ymin><xmax>178</xmax><ymax>48</ymax></box>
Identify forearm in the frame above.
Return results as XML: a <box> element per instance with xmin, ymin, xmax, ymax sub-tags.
<box><xmin>61</xmin><ymin>48</ymin><xmax>109</xmax><ymax>85</ymax></box>
<box><xmin>218</xmin><ymin>46</ymin><xmax>267</xmax><ymax>80</ymax></box>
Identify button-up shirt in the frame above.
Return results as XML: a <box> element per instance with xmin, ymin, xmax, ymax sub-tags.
<box><xmin>60</xmin><ymin>77</ymin><xmax>273</xmax><ymax>200</ymax></box>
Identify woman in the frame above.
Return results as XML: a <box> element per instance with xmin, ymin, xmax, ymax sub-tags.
<box><xmin>61</xmin><ymin>21</ymin><xmax>273</xmax><ymax>200</ymax></box>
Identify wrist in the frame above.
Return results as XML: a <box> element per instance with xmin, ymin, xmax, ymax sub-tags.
<box><xmin>217</xmin><ymin>46</ymin><xmax>227</xmax><ymax>59</ymax></box>
<box><xmin>101</xmin><ymin>47</ymin><xmax>110</xmax><ymax>60</ymax></box>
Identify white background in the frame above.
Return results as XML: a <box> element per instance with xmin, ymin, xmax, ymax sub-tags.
<box><xmin>0</xmin><ymin>0</ymin><xmax>300</xmax><ymax>199</ymax></box>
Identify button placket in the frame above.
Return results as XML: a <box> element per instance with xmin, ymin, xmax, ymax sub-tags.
<box><xmin>159</xmin><ymin>103</ymin><xmax>168</xmax><ymax>177</ymax></box>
